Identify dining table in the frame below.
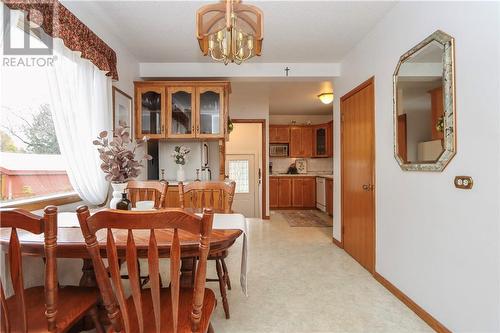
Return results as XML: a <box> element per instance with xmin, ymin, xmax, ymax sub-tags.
<box><xmin>0</xmin><ymin>211</ymin><xmax>249</xmax><ymax>294</ymax></box>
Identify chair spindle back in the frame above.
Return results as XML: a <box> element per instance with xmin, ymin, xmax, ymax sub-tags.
<box><xmin>77</xmin><ymin>207</ymin><xmax>213</xmax><ymax>333</ymax></box>
<box><xmin>126</xmin><ymin>180</ymin><xmax>168</xmax><ymax>209</ymax></box>
<box><xmin>178</xmin><ymin>181</ymin><xmax>236</xmax><ymax>214</ymax></box>
<box><xmin>0</xmin><ymin>206</ymin><xmax>58</xmax><ymax>332</ymax></box>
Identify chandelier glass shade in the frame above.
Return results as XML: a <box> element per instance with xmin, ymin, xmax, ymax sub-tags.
<box><xmin>196</xmin><ymin>0</ymin><xmax>263</xmax><ymax>65</ymax></box>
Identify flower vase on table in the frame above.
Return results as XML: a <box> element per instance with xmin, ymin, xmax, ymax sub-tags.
<box><xmin>177</xmin><ymin>164</ymin><xmax>186</xmax><ymax>182</ymax></box>
<box><xmin>172</xmin><ymin>145</ymin><xmax>190</xmax><ymax>182</ymax></box>
<box><xmin>110</xmin><ymin>182</ymin><xmax>128</xmax><ymax>209</ymax></box>
<box><xmin>92</xmin><ymin>121</ymin><xmax>152</xmax><ymax>209</ymax></box>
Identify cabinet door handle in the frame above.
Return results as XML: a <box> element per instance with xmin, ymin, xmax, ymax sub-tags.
<box><xmin>197</xmin><ymin>125</ymin><xmax>200</xmax><ymax>132</ymax></box>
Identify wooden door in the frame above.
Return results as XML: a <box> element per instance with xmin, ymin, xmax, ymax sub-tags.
<box><xmin>135</xmin><ymin>86</ymin><xmax>166</xmax><ymax>139</ymax></box>
<box><xmin>291</xmin><ymin>178</ymin><xmax>303</xmax><ymax>207</ymax></box>
<box><xmin>269</xmin><ymin>178</ymin><xmax>279</xmax><ymax>208</ymax></box>
<box><xmin>302</xmin><ymin>177</ymin><xmax>316</xmax><ymax>208</ymax></box>
<box><xmin>278</xmin><ymin>178</ymin><xmax>292</xmax><ymax>207</ymax></box>
<box><xmin>289</xmin><ymin>127</ymin><xmax>302</xmax><ymax>157</ymax></box>
<box><xmin>167</xmin><ymin>87</ymin><xmax>196</xmax><ymax>138</ymax></box>
<box><xmin>302</xmin><ymin>127</ymin><xmax>314</xmax><ymax>157</ymax></box>
<box><xmin>196</xmin><ymin>87</ymin><xmax>224</xmax><ymax>139</ymax></box>
<box><xmin>341</xmin><ymin>77</ymin><xmax>375</xmax><ymax>273</ymax></box>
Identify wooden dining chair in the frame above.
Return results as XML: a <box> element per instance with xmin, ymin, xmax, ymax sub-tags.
<box><xmin>124</xmin><ymin>180</ymin><xmax>169</xmax><ymax>288</ymax></box>
<box><xmin>178</xmin><ymin>181</ymin><xmax>236</xmax><ymax>319</ymax></box>
<box><xmin>77</xmin><ymin>206</ymin><xmax>216</xmax><ymax>333</ymax></box>
<box><xmin>126</xmin><ymin>180</ymin><xmax>169</xmax><ymax>209</ymax></box>
<box><xmin>0</xmin><ymin>206</ymin><xmax>104</xmax><ymax>333</ymax></box>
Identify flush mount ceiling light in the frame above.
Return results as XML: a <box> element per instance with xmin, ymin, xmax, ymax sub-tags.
<box><xmin>196</xmin><ymin>0</ymin><xmax>263</xmax><ymax>65</ymax></box>
<box><xmin>318</xmin><ymin>93</ymin><xmax>334</xmax><ymax>104</ymax></box>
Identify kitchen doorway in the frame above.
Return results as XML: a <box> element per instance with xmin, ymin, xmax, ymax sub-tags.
<box><xmin>226</xmin><ymin>120</ymin><xmax>266</xmax><ymax>219</ymax></box>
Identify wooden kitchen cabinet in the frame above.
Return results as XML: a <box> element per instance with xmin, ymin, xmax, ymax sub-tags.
<box><xmin>167</xmin><ymin>87</ymin><xmax>195</xmax><ymax>138</ymax></box>
<box><xmin>292</xmin><ymin>178</ymin><xmax>303</xmax><ymax>207</ymax></box>
<box><xmin>326</xmin><ymin>178</ymin><xmax>333</xmax><ymax>216</ymax></box>
<box><xmin>269</xmin><ymin>125</ymin><xmax>290</xmax><ymax>143</ymax></box>
<box><xmin>313</xmin><ymin>121</ymin><xmax>333</xmax><ymax>157</ymax></box>
<box><xmin>278</xmin><ymin>178</ymin><xmax>292</xmax><ymax>208</ymax></box>
<box><xmin>135</xmin><ymin>86</ymin><xmax>166</xmax><ymax>139</ymax></box>
<box><xmin>271</xmin><ymin>176</ymin><xmax>315</xmax><ymax>209</ymax></box>
<box><xmin>196</xmin><ymin>86</ymin><xmax>225</xmax><ymax>138</ymax></box>
<box><xmin>134</xmin><ymin>81</ymin><xmax>230</xmax><ymax>140</ymax></box>
<box><xmin>302</xmin><ymin>177</ymin><xmax>316</xmax><ymax>208</ymax></box>
<box><xmin>269</xmin><ymin>178</ymin><xmax>279</xmax><ymax>208</ymax></box>
<box><xmin>289</xmin><ymin>126</ymin><xmax>313</xmax><ymax>158</ymax></box>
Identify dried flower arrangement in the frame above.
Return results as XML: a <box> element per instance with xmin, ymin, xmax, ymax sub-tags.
<box><xmin>93</xmin><ymin>121</ymin><xmax>152</xmax><ymax>182</ymax></box>
<box><xmin>171</xmin><ymin>145</ymin><xmax>191</xmax><ymax>165</ymax></box>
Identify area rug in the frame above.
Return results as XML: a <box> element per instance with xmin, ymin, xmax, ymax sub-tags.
<box><xmin>277</xmin><ymin>210</ymin><xmax>333</xmax><ymax>227</ymax></box>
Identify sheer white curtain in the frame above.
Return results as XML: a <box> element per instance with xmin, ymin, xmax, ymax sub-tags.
<box><xmin>47</xmin><ymin>39</ymin><xmax>111</xmax><ymax>205</ymax></box>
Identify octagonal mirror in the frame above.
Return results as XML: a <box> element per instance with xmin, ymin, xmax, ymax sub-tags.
<box><xmin>393</xmin><ymin>30</ymin><xmax>456</xmax><ymax>171</ymax></box>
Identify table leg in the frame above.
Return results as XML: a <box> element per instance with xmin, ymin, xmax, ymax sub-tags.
<box><xmin>79</xmin><ymin>259</ymin><xmax>97</xmax><ymax>287</ymax></box>
<box><xmin>180</xmin><ymin>257</ymin><xmax>196</xmax><ymax>287</ymax></box>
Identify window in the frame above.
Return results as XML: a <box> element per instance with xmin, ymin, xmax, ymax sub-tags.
<box><xmin>0</xmin><ymin>12</ymin><xmax>75</xmax><ymax>206</ymax></box>
<box><xmin>228</xmin><ymin>160</ymin><xmax>249</xmax><ymax>193</ymax></box>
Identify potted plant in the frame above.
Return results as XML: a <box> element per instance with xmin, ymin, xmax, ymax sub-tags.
<box><xmin>93</xmin><ymin>121</ymin><xmax>152</xmax><ymax>208</ymax></box>
<box><xmin>171</xmin><ymin>145</ymin><xmax>190</xmax><ymax>181</ymax></box>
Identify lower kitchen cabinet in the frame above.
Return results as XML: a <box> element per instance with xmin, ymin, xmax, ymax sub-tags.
<box><xmin>270</xmin><ymin>176</ymin><xmax>315</xmax><ymax>209</ymax></box>
<box><xmin>277</xmin><ymin>178</ymin><xmax>292</xmax><ymax>207</ymax></box>
<box><xmin>326</xmin><ymin>178</ymin><xmax>333</xmax><ymax>216</ymax></box>
<box><xmin>269</xmin><ymin>178</ymin><xmax>280</xmax><ymax>208</ymax></box>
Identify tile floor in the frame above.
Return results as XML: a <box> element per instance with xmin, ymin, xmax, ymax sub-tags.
<box><xmin>209</xmin><ymin>210</ymin><xmax>432</xmax><ymax>333</ymax></box>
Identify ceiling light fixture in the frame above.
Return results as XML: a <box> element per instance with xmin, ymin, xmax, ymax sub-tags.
<box><xmin>318</xmin><ymin>93</ymin><xmax>334</xmax><ymax>104</ymax></box>
<box><xmin>196</xmin><ymin>0</ymin><xmax>263</xmax><ymax>65</ymax></box>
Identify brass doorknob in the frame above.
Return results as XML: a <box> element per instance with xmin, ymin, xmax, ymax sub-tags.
<box><xmin>362</xmin><ymin>184</ymin><xmax>369</xmax><ymax>190</ymax></box>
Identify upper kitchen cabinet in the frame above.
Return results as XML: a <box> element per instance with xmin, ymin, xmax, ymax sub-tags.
<box><xmin>135</xmin><ymin>86</ymin><xmax>166</xmax><ymax>139</ymax></box>
<box><xmin>134</xmin><ymin>81</ymin><xmax>230</xmax><ymax>140</ymax></box>
<box><xmin>167</xmin><ymin>87</ymin><xmax>195</xmax><ymax>138</ymax></box>
<box><xmin>197</xmin><ymin>87</ymin><xmax>224</xmax><ymax>138</ymax></box>
<box><xmin>269</xmin><ymin>125</ymin><xmax>290</xmax><ymax>143</ymax></box>
<box><xmin>290</xmin><ymin>126</ymin><xmax>313</xmax><ymax>158</ymax></box>
<box><xmin>313</xmin><ymin>121</ymin><xmax>333</xmax><ymax>157</ymax></box>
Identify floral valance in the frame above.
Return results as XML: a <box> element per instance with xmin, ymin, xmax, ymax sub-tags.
<box><xmin>3</xmin><ymin>0</ymin><xmax>119</xmax><ymax>80</ymax></box>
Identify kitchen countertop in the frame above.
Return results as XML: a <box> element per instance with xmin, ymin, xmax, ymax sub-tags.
<box><xmin>270</xmin><ymin>173</ymin><xmax>333</xmax><ymax>179</ymax></box>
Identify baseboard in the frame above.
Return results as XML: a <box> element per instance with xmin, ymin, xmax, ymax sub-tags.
<box><xmin>262</xmin><ymin>215</ymin><xmax>270</xmax><ymax>220</ymax></box>
<box><xmin>373</xmin><ymin>272</ymin><xmax>451</xmax><ymax>333</ymax></box>
<box><xmin>332</xmin><ymin>237</ymin><xmax>343</xmax><ymax>248</ymax></box>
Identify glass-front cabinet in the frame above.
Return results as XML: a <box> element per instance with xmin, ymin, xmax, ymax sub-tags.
<box><xmin>167</xmin><ymin>87</ymin><xmax>195</xmax><ymax>138</ymax></box>
<box><xmin>134</xmin><ymin>81</ymin><xmax>230</xmax><ymax>140</ymax></box>
<box><xmin>197</xmin><ymin>87</ymin><xmax>224</xmax><ymax>138</ymax></box>
<box><xmin>136</xmin><ymin>87</ymin><xmax>165</xmax><ymax>139</ymax></box>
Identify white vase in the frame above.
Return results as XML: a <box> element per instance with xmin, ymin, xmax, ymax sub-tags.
<box><xmin>110</xmin><ymin>182</ymin><xmax>127</xmax><ymax>209</ymax></box>
<box><xmin>176</xmin><ymin>164</ymin><xmax>186</xmax><ymax>182</ymax></box>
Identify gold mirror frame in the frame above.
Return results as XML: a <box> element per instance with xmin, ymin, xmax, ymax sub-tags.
<box><xmin>393</xmin><ymin>30</ymin><xmax>456</xmax><ymax>172</ymax></box>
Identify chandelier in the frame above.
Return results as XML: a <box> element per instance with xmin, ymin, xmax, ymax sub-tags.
<box><xmin>196</xmin><ymin>0</ymin><xmax>263</xmax><ymax>65</ymax></box>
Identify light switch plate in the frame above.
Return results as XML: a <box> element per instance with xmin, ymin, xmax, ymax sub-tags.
<box><xmin>454</xmin><ymin>176</ymin><xmax>473</xmax><ymax>189</ymax></box>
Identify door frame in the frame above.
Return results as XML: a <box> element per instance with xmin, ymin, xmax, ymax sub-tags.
<box><xmin>231</xmin><ymin>119</ymin><xmax>268</xmax><ymax>219</ymax></box>
<box><xmin>340</xmin><ymin>76</ymin><xmax>376</xmax><ymax>272</ymax></box>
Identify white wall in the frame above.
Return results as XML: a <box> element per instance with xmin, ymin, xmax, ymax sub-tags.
<box><xmin>269</xmin><ymin>114</ymin><xmax>332</xmax><ymax>125</ymax></box>
<box><xmin>333</xmin><ymin>2</ymin><xmax>500</xmax><ymax>332</ymax></box>
<box><xmin>229</xmin><ymin>82</ymin><xmax>270</xmax><ymax>217</ymax></box>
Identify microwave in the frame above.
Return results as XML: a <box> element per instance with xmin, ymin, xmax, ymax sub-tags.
<box><xmin>270</xmin><ymin>144</ymin><xmax>289</xmax><ymax>157</ymax></box>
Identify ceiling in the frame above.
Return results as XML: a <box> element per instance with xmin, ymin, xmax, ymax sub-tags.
<box><xmin>63</xmin><ymin>1</ymin><xmax>397</xmax><ymax>63</ymax></box>
<box><xmin>269</xmin><ymin>81</ymin><xmax>333</xmax><ymax>115</ymax></box>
